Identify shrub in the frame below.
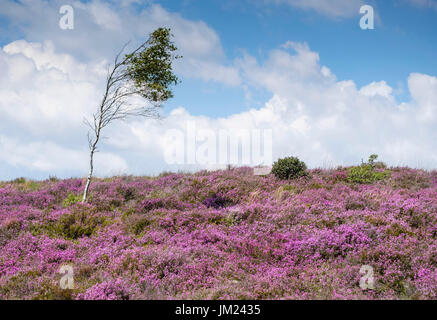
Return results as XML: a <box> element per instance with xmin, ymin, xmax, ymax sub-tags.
<box><xmin>348</xmin><ymin>155</ymin><xmax>390</xmax><ymax>184</ymax></box>
<box><xmin>347</xmin><ymin>165</ymin><xmax>390</xmax><ymax>184</ymax></box>
<box><xmin>367</xmin><ymin>154</ymin><xmax>378</xmax><ymax>168</ymax></box>
<box><xmin>367</xmin><ymin>154</ymin><xmax>387</xmax><ymax>169</ymax></box>
<box><xmin>11</xmin><ymin>177</ymin><xmax>26</xmax><ymax>184</ymax></box>
<box><xmin>48</xmin><ymin>175</ymin><xmax>59</xmax><ymax>182</ymax></box>
<box><xmin>32</xmin><ymin>208</ymin><xmax>108</xmax><ymax>240</ymax></box>
<box><xmin>63</xmin><ymin>193</ymin><xmax>82</xmax><ymax>207</ymax></box>
<box><xmin>271</xmin><ymin>156</ymin><xmax>307</xmax><ymax>180</ymax></box>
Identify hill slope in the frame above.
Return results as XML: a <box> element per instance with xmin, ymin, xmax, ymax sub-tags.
<box><xmin>0</xmin><ymin>167</ymin><xmax>436</xmax><ymax>299</ymax></box>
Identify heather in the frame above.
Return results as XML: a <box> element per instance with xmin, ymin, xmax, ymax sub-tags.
<box><xmin>0</xmin><ymin>167</ymin><xmax>436</xmax><ymax>300</ymax></box>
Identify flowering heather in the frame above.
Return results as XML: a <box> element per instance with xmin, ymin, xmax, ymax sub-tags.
<box><xmin>0</xmin><ymin>167</ymin><xmax>436</xmax><ymax>300</ymax></box>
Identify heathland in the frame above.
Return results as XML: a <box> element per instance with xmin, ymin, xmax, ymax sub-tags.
<box><xmin>0</xmin><ymin>166</ymin><xmax>436</xmax><ymax>299</ymax></box>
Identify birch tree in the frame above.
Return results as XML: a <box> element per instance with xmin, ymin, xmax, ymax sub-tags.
<box><xmin>82</xmin><ymin>27</ymin><xmax>180</xmax><ymax>203</ymax></box>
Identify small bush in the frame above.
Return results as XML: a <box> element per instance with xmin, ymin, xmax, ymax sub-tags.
<box><xmin>11</xmin><ymin>177</ymin><xmax>26</xmax><ymax>184</ymax></box>
<box><xmin>271</xmin><ymin>156</ymin><xmax>307</xmax><ymax>180</ymax></box>
<box><xmin>63</xmin><ymin>193</ymin><xmax>82</xmax><ymax>207</ymax></box>
<box><xmin>54</xmin><ymin>211</ymin><xmax>107</xmax><ymax>240</ymax></box>
<box><xmin>367</xmin><ymin>154</ymin><xmax>387</xmax><ymax>169</ymax></box>
<box><xmin>48</xmin><ymin>175</ymin><xmax>59</xmax><ymax>182</ymax></box>
<box><xmin>347</xmin><ymin>165</ymin><xmax>390</xmax><ymax>184</ymax></box>
<box><xmin>348</xmin><ymin>155</ymin><xmax>390</xmax><ymax>184</ymax></box>
<box><xmin>32</xmin><ymin>208</ymin><xmax>108</xmax><ymax>240</ymax></box>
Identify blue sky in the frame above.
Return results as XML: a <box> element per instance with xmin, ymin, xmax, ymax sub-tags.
<box><xmin>1</xmin><ymin>0</ymin><xmax>437</xmax><ymax>179</ymax></box>
<box><xmin>2</xmin><ymin>0</ymin><xmax>437</xmax><ymax>117</ymax></box>
<box><xmin>160</xmin><ymin>0</ymin><xmax>437</xmax><ymax>114</ymax></box>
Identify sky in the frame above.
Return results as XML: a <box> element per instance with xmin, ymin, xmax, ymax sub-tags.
<box><xmin>0</xmin><ymin>0</ymin><xmax>437</xmax><ymax>180</ymax></box>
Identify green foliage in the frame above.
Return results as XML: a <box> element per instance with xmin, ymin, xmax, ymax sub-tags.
<box><xmin>363</xmin><ymin>154</ymin><xmax>387</xmax><ymax>169</ymax></box>
<box><xmin>282</xmin><ymin>184</ymin><xmax>297</xmax><ymax>192</ymax></box>
<box><xmin>48</xmin><ymin>175</ymin><xmax>59</xmax><ymax>182</ymax></box>
<box><xmin>368</xmin><ymin>154</ymin><xmax>378</xmax><ymax>168</ymax></box>
<box><xmin>11</xmin><ymin>177</ymin><xmax>26</xmax><ymax>184</ymax></box>
<box><xmin>347</xmin><ymin>166</ymin><xmax>384</xmax><ymax>184</ymax></box>
<box><xmin>348</xmin><ymin>155</ymin><xmax>390</xmax><ymax>184</ymax></box>
<box><xmin>63</xmin><ymin>193</ymin><xmax>82</xmax><ymax>207</ymax></box>
<box><xmin>52</xmin><ymin>211</ymin><xmax>107</xmax><ymax>240</ymax></box>
<box><xmin>125</xmin><ymin>27</ymin><xmax>181</xmax><ymax>102</ymax></box>
<box><xmin>271</xmin><ymin>156</ymin><xmax>307</xmax><ymax>180</ymax></box>
<box><xmin>131</xmin><ymin>217</ymin><xmax>151</xmax><ymax>235</ymax></box>
<box><xmin>31</xmin><ymin>208</ymin><xmax>108</xmax><ymax>240</ymax></box>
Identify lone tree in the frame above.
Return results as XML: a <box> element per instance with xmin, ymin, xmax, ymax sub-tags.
<box><xmin>82</xmin><ymin>27</ymin><xmax>181</xmax><ymax>203</ymax></box>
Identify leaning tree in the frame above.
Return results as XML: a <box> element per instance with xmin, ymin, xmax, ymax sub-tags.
<box><xmin>82</xmin><ymin>27</ymin><xmax>181</xmax><ymax>203</ymax></box>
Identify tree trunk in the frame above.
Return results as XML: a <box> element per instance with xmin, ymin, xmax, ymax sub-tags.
<box><xmin>82</xmin><ymin>148</ymin><xmax>95</xmax><ymax>203</ymax></box>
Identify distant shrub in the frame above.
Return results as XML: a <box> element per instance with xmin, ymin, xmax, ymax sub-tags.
<box><xmin>11</xmin><ymin>177</ymin><xmax>26</xmax><ymax>184</ymax></box>
<box><xmin>348</xmin><ymin>155</ymin><xmax>390</xmax><ymax>184</ymax></box>
<box><xmin>366</xmin><ymin>154</ymin><xmax>387</xmax><ymax>169</ymax></box>
<box><xmin>48</xmin><ymin>175</ymin><xmax>59</xmax><ymax>182</ymax></box>
<box><xmin>367</xmin><ymin>154</ymin><xmax>378</xmax><ymax>167</ymax></box>
<box><xmin>158</xmin><ymin>171</ymin><xmax>175</xmax><ymax>178</ymax></box>
<box><xmin>271</xmin><ymin>156</ymin><xmax>307</xmax><ymax>180</ymax></box>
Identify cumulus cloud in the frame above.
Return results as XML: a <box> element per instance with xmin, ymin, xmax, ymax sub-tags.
<box><xmin>1</xmin><ymin>1</ymin><xmax>437</xmax><ymax>180</ymax></box>
<box><xmin>0</xmin><ymin>0</ymin><xmax>240</xmax><ymax>86</ymax></box>
<box><xmin>120</xmin><ymin>41</ymin><xmax>437</xmax><ymax>171</ymax></box>
<box><xmin>2</xmin><ymin>36</ymin><xmax>437</xmax><ymax>179</ymax></box>
<box><xmin>0</xmin><ymin>40</ymin><xmax>102</xmax><ymax>138</ymax></box>
<box><xmin>0</xmin><ymin>135</ymin><xmax>128</xmax><ymax>176</ymax></box>
<box><xmin>0</xmin><ymin>39</ymin><xmax>131</xmax><ymax>177</ymax></box>
<box><xmin>234</xmin><ymin>42</ymin><xmax>437</xmax><ymax>167</ymax></box>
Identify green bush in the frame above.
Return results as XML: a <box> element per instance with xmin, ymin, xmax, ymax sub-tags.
<box><xmin>11</xmin><ymin>177</ymin><xmax>26</xmax><ymax>184</ymax></box>
<box><xmin>53</xmin><ymin>211</ymin><xmax>107</xmax><ymax>240</ymax></box>
<box><xmin>63</xmin><ymin>193</ymin><xmax>82</xmax><ymax>207</ymax></box>
<box><xmin>31</xmin><ymin>208</ymin><xmax>108</xmax><ymax>240</ymax></box>
<box><xmin>271</xmin><ymin>156</ymin><xmax>307</xmax><ymax>180</ymax></box>
<box><xmin>348</xmin><ymin>155</ymin><xmax>390</xmax><ymax>184</ymax></box>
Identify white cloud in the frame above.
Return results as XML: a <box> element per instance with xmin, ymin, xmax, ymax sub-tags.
<box><xmin>88</xmin><ymin>1</ymin><xmax>123</xmax><ymax>31</ymax></box>
<box><xmin>0</xmin><ymin>0</ymin><xmax>240</xmax><ymax>86</ymax></box>
<box><xmin>113</xmin><ymin>41</ymin><xmax>437</xmax><ymax>171</ymax></box>
<box><xmin>234</xmin><ymin>42</ymin><xmax>437</xmax><ymax>167</ymax></box>
<box><xmin>408</xmin><ymin>73</ymin><xmax>437</xmax><ymax>122</ymax></box>
<box><xmin>1</xmin><ymin>1</ymin><xmax>437</xmax><ymax>179</ymax></box>
<box><xmin>359</xmin><ymin>81</ymin><xmax>393</xmax><ymax>99</ymax></box>
<box><xmin>0</xmin><ymin>40</ymin><xmax>101</xmax><ymax>136</ymax></box>
<box><xmin>0</xmin><ymin>135</ymin><xmax>128</xmax><ymax>175</ymax></box>
<box><xmin>1</xmin><ymin>37</ymin><xmax>437</xmax><ymax>178</ymax></box>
